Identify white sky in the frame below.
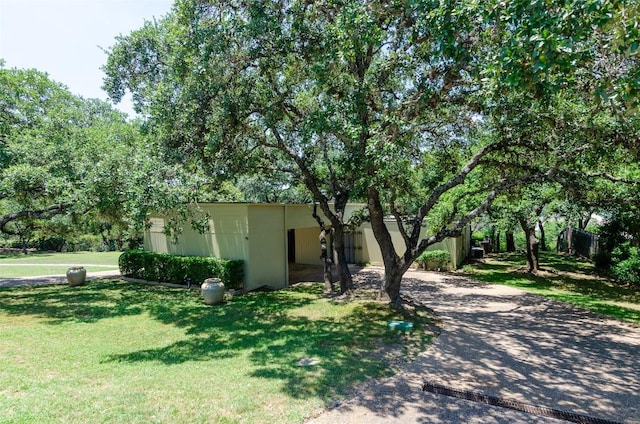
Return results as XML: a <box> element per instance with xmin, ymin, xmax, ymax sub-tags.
<box><xmin>0</xmin><ymin>0</ymin><xmax>174</xmax><ymax>117</ymax></box>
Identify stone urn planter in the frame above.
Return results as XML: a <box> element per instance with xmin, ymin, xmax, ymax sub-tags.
<box><xmin>66</xmin><ymin>266</ymin><xmax>87</xmax><ymax>287</ymax></box>
<box><xmin>201</xmin><ymin>278</ymin><xmax>225</xmax><ymax>305</ymax></box>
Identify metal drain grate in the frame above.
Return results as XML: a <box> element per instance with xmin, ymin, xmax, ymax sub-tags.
<box><xmin>422</xmin><ymin>381</ymin><xmax>623</xmax><ymax>424</ymax></box>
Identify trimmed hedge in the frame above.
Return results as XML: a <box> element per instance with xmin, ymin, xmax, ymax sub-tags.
<box><xmin>415</xmin><ymin>250</ymin><xmax>451</xmax><ymax>271</ymax></box>
<box><xmin>119</xmin><ymin>250</ymin><xmax>244</xmax><ymax>290</ymax></box>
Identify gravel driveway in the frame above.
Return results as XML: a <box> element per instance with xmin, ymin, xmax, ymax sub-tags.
<box><xmin>307</xmin><ymin>268</ymin><xmax>640</xmax><ymax>424</ymax></box>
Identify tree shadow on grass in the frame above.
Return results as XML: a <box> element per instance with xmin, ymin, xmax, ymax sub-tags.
<box><xmin>0</xmin><ymin>279</ymin><xmax>436</xmax><ymax>403</ymax></box>
<box><xmin>245</xmin><ymin>302</ymin><xmax>435</xmax><ymax>400</ymax></box>
<box><xmin>477</xmin><ymin>252</ymin><xmax>597</xmax><ymax>274</ymax></box>
<box><xmin>106</xmin><ymin>286</ymin><xmax>435</xmax><ymax>401</ymax></box>
<box><xmin>463</xmin><ymin>252</ymin><xmax>640</xmax><ymax>324</ymax></box>
<box><xmin>0</xmin><ymin>278</ymin><xmax>321</xmax><ymax>326</ymax></box>
<box><xmin>103</xmin><ymin>287</ymin><xmax>320</xmax><ymax>364</ymax></box>
<box><xmin>539</xmin><ymin>252</ymin><xmax>600</xmax><ymax>276</ymax></box>
<box><xmin>0</xmin><ymin>280</ymin><xmax>160</xmax><ymax>323</ymax></box>
<box><xmin>466</xmin><ymin>267</ymin><xmax>553</xmax><ymax>289</ymax></box>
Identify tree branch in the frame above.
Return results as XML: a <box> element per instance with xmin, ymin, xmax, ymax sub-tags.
<box><xmin>411</xmin><ymin>140</ymin><xmax>506</xmax><ymax>243</ymax></box>
<box><xmin>0</xmin><ymin>204</ymin><xmax>67</xmax><ymax>235</ymax></box>
<box><xmin>389</xmin><ymin>188</ymin><xmax>412</xmax><ymax>251</ymax></box>
<box><xmin>416</xmin><ymin>172</ymin><xmax>549</xmax><ymax>252</ymax></box>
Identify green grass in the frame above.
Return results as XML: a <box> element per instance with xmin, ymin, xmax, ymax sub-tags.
<box><xmin>0</xmin><ymin>280</ymin><xmax>435</xmax><ymax>423</ymax></box>
<box><xmin>462</xmin><ymin>252</ymin><xmax>640</xmax><ymax>325</ymax></box>
<box><xmin>0</xmin><ymin>251</ymin><xmax>120</xmax><ymax>277</ymax></box>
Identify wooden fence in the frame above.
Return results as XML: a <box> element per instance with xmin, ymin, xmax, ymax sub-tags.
<box><xmin>557</xmin><ymin>227</ymin><xmax>599</xmax><ymax>258</ymax></box>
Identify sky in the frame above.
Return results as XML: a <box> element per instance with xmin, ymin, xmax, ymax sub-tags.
<box><xmin>0</xmin><ymin>0</ymin><xmax>174</xmax><ymax>117</ymax></box>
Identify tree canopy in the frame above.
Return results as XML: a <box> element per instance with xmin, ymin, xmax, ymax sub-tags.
<box><xmin>0</xmin><ymin>64</ymin><xmax>213</xmax><ymax>249</ymax></box>
<box><xmin>103</xmin><ymin>0</ymin><xmax>639</xmax><ymax>304</ymax></box>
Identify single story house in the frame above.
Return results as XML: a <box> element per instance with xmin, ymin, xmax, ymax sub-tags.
<box><xmin>144</xmin><ymin>203</ymin><xmax>471</xmax><ymax>290</ymax></box>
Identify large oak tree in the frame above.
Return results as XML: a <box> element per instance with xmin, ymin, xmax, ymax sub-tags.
<box><xmin>0</xmin><ymin>64</ymin><xmax>209</xmax><ymax>249</ymax></box>
<box><xmin>103</xmin><ymin>0</ymin><xmax>639</xmax><ymax>304</ymax></box>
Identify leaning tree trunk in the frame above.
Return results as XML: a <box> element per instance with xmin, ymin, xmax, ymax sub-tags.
<box><xmin>527</xmin><ymin>233</ymin><xmax>540</xmax><ymax>272</ymax></box>
<box><xmin>506</xmin><ymin>231</ymin><xmax>516</xmax><ymax>252</ymax></box>
<box><xmin>366</xmin><ymin>187</ymin><xmax>410</xmax><ymax>307</ymax></box>
<box><xmin>377</xmin><ymin>251</ymin><xmax>413</xmax><ymax>307</ymax></box>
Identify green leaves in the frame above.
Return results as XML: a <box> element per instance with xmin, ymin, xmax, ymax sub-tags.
<box><xmin>119</xmin><ymin>250</ymin><xmax>245</xmax><ymax>288</ymax></box>
<box><xmin>479</xmin><ymin>0</ymin><xmax>640</xmax><ymax>106</ymax></box>
<box><xmin>0</xmin><ymin>66</ymin><xmax>201</xmax><ymax>247</ymax></box>
<box><xmin>102</xmin><ymin>0</ymin><xmax>638</xmax><ymax>297</ymax></box>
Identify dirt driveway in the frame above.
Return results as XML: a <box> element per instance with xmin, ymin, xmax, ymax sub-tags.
<box><xmin>307</xmin><ymin>268</ymin><xmax>640</xmax><ymax>424</ymax></box>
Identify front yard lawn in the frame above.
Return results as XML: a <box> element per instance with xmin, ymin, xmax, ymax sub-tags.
<box><xmin>0</xmin><ymin>280</ymin><xmax>435</xmax><ymax>423</ymax></box>
<box><xmin>0</xmin><ymin>251</ymin><xmax>120</xmax><ymax>278</ymax></box>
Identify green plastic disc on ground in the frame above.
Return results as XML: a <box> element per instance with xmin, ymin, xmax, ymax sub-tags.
<box><xmin>387</xmin><ymin>320</ymin><xmax>414</xmax><ymax>331</ymax></box>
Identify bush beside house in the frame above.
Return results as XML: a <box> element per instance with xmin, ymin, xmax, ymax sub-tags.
<box><xmin>415</xmin><ymin>250</ymin><xmax>451</xmax><ymax>271</ymax></box>
<box><xmin>119</xmin><ymin>250</ymin><xmax>244</xmax><ymax>290</ymax></box>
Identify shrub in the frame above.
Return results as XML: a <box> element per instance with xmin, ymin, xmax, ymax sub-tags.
<box><xmin>68</xmin><ymin>234</ymin><xmax>104</xmax><ymax>252</ymax></box>
<box><xmin>34</xmin><ymin>236</ymin><xmax>67</xmax><ymax>252</ymax></box>
<box><xmin>610</xmin><ymin>246</ymin><xmax>640</xmax><ymax>287</ymax></box>
<box><xmin>594</xmin><ymin>210</ymin><xmax>639</xmax><ymax>269</ymax></box>
<box><xmin>415</xmin><ymin>250</ymin><xmax>451</xmax><ymax>271</ymax></box>
<box><xmin>119</xmin><ymin>250</ymin><xmax>244</xmax><ymax>290</ymax></box>
<box><xmin>611</xmin><ymin>258</ymin><xmax>640</xmax><ymax>286</ymax></box>
<box><xmin>471</xmin><ymin>232</ymin><xmax>485</xmax><ymax>241</ymax></box>
<box><xmin>593</xmin><ymin>251</ymin><xmax>612</xmax><ymax>269</ymax></box>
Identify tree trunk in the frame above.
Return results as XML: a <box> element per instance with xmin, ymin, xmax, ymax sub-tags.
<box><xmin>506</xmin><ymin>231</ymin><xmax>515</xmax><ymax>252</ymax></box>
<box><xmin>578</xmin><ymin>212</ymin><xmax>592</xmax><ymax>230</ymax></box>
<box><xmin>319</xmin><ymin>230</ymin><xmax>335</xmax><ymax>293</ymax></box>
<box><xmin>489</xmin><ymin>227</ymin><xmax>498</xmax><ymax>252</ymax></box>
<box><xmin>494</xmin><ymin>230</ymin><xmax>501</xmax><ymax>253</ymax></box>
<box><xmin>323</xmin><ymin>259</ymin><xmax>333</xmax><ymax>293</ymax></box>
<box><xmin>538</xmin><ymin>219</ymin><xmax>547</xmax><ymax>251</ymax></box>
<box><xmin>567</xmin><ymin>227</ymin><xmax>574</xmax><ymax>254</ymax></box>
<box><xmin>529</xmin><ymin>234</ymin><xmax>540</xmax><ymax>272</ymax></box>
<box><xmin>556</xmin><ymin>230</ymin><xmax>563</xmax><ymax>253</ymax></box>
<box><xmin>380</xmin><ymin>267</ymin><xmax>406</xmax><ymax>307</ymax></box>
<box><xmin>332</xmin><ymin>226</ymin><xmax>353</xmax><ymax>294</ymax></box>
<box><xmin>519</xmin><ymin>219</ymin><xmax>540</xmax><ymax>272</ymax></box>
<box><xmin>366</xmin><ymin>187</ymin><xmax>411</xmax><ymax>307</ymax></box>
<box><xmin>312</xmin><ymin>202</ymin><xmax>352</xmax><ymax>294</ymax></box>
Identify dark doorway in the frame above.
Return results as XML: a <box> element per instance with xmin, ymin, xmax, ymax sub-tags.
<box><xmin>287</xmin><ymin>229</ymin><xmax>296</xmax><ymax>262</ymax></box>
